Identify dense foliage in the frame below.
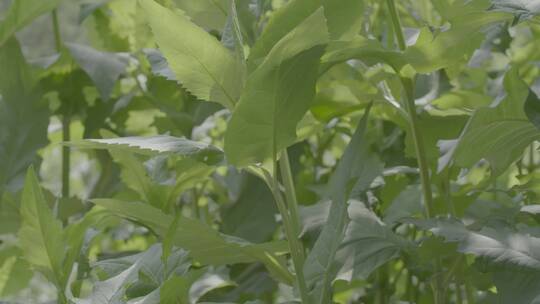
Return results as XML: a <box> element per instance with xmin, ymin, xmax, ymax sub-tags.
<box><xmin>2</xmin><ymin>0</ymin><xmax>540</xmax><ymax>303</ymax></box>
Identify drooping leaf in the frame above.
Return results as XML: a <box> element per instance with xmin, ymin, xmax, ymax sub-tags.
<box><xmin>66</xmin><ymin>43</ymin><xmax>130</xmax><ymax>101</ymax></box>
<box><xmin>439</xmin><ymin>69</ymin><xmax>540</xmax><ymax>176</ymax></box>
<box><xmin>91</xmin><ymin>199</ymin><xmax>290</xmax><ymax>282</ymax></box>
<box><xmin>18</xmin><ymin>167</ymin><xmax>66</xmax><ymax>288</ymax></box>
<box><xmin>224</xmin><ymin>8</ymin><xmax>329</xmax><ymax>166</ymax></box>
<box><xmin>0</xmin><ymin>38</ymin><xmax>49</xmax><ymax>194</ymax></box>
<box><xmin>304</xmin><ymin>104</ymin><xmax>383</xmax><ymax>303</ymax></box>
<box><xmin>0</xmin><ymin>0</ymin><xmax>63</xmax><ymax>46</ymax></box>
<box><xmin>410</xmin><ymin>217</ymin><xmax>540</xmax><ymax>270</ymax></box>
<box><xmin>68</xmin><ymin>134</ymin><xmax>223</xmax><ymax>165</ymax></box>
<box><xmin>140</xmin><ymin>0</ymin><xmax>244</xmax><ymax>109</ymax></box>
<box><xmin>319</xmin><ymin>37</ymin><xmax>406</xmax><ymax>74</ymax></box>
<box><xmin>339</xmin><ymin>201</ymin><xmax>411</xmax><ymax>280</ymax></box>
<box><xmin>73</xmin><ymin>245</ymin><xmax>190</xmax><ymax>304</ymax></box>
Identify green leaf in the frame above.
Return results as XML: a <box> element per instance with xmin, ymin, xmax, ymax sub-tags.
<box><xmin>172</xmin><ymin>0</ymin><xmax>230</xmax><ymax>31</ymax></box>
<box><xmin>439</xmin><ymin>69</ymin><xmax>540</xmax><ymax>176</ymax></box>
<box><xmin>404</xmin><ymin>11</ymin><xmax>511</xmax><ymax>73</ymax></box>
<box><xmin>525</xmin><ymin>89</ymin><xmax>540</xmax><ymax>130</ymax></box>
<box><xmin>489</xmin><ymin>0</ymin><xmax>540</xmax><ymax>22</ymax></box>
<box><xmin>224</xmin><ymin>8</ymin><xmax>329</xmax><ymax>166</ymax></box>
<box><xmin>320</xmin><ymin>37</ymin><xmax>406</xmax><ymax>74</ymax></box>
<box><xmin>72</xmin><ymin>245</ymin><xmax>188</xmax><ymax>304</ymax></box>
<box><xmin>493</xmin><ymin>270</ymin><xmax>540</xmax><ymax>304</ymax></box>
<box><xmin>248</xmin><ymin>0</ymin><xmax>363</xmax><ymax>69</ymax></box>
<box><xmin>140</xmin><ymin>0</ymin><xmax>244</xmax><ymax>109</ymax></box>
<box><xmin>18</xmin><ymin>166</ymin><xmax>66</xmax><ymax>288</ymax></box>
<box><xmin>0</xmin><ymin>38</ymin><xmax>49</xmax><ymax>194</ymax></box>
<box><xmin>91</xmin><ymin>199</ymin><xmax>290</xmax><ymax>277</ymax></box>
<box><xmin>68</xmin><ymin>134</ymin><xmax>223</xmax><ymax>165</ymax></box>
<box><xmin>410</xmin><ymin>218</ymin><xmax>540</xmax><ymax>270</ymax></box>
<box><xmin>66</xmin><ymin>43</ymin><xmax>130</xmax><ymax>101</ymax></box>
<box><xmin>0</xmin><ymin>0</ymin><xmax>63</xmax><ymax>46</ymax></box>
<box><xmin>0</xmin><ymin>247</ymin><xmax>33</xmax><ymax>297</ymax></box>
<box><xmin>340</xmin><ymin>201</ymin><xmax>411</xmax><ymax>280</ymax></box>
<box><xmin>304</xmin><ymin>105</ymin><xmax>383</xmax><ymax>303</ymax></box>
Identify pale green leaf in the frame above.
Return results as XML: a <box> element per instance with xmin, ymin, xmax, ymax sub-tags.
<box><xmin>405</xmin><ymin>11</ymin><xmax>511</xmax><ymax>73</ymax></box>
<box><xmin>0</xmin><ymin>38</ymin><xmax>49</xmax><ymax>194</ymax></box>
<box><xmin>68</xmin><ymin>134</ymin><xmax>223</xmax><ymax>165</ymax></box>
<box><xmin>91</xmin><ymin>199</ymin><xmax>289</xmax><ymax>274</ymax></box>
<box><xmin>172</xmin><ymin>0</ymin><xmax>230</xmax><ymax>31</ymax></box>
<box><xmin>66</xmin><ymin>43</ymin><xmax>130</xmax><ymax>101</ymax></box>
<box><xmin>18</xmin><ymin>167</ymin><xmax>66</xmax><ymax>287</ymax></box>
<box><xmin>248</xmin><ymin>0</ymin><xmax>363</xmax><ymax>69</ymax></box>
<box><xmin>224</xmin><ymin>8</ymin><xmax>329</xmax><ymax>166</ymax></box>
<box><xmin>411</xmin><ymin>218</ymin><xmax>540</xmax><ymax>270</ymax></box>
<box><xmin>0</xmin><ymin>0</ymin><xmax>63</xmax><ymax>46</ymax></box>
<box><xmin>439</xmin><ymin>69</ymin><xmax>540</xmax><ymax>176</ymax></box>
<box><xmin>140</xmin><ymin>0</ymin><xmax>244</xmax><ymax>109</ymax></box>
<box><xmin>304</xmin><ymin>105</ymin><xmax>383</xmax><ymax>303</ymax></box>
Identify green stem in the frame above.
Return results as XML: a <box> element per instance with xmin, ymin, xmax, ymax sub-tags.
<box><xmin>262</xmin><ymin>167</ymin><xmax>310</xmax><ymax>303</ymax></box>
<box><xmin>279</xmin><ymin>150</ymin><xmax>302</xmax><ymax>244</ymax></box>
<box><xmin>385</xmin><ymin>0</ymin><xmax>434</xmax><ymax>217</ymax></box>
<box><xmin>385</xmin><ymin>1</ymin><xmax>442</xmax><ymax>303</ymax></box>
<box><xmin>52</xmin><ymin>10</ymin><xmax>70</xmax><ymax>200</ymax></box>
<box><xmin>62</xmin><ymin>115</ymin><xmax>70</xmax><ymax>199</ymax></box>
<box><xmin>385</xmin><ymin>0</ymin><xmax>406</xmax><ymax>51</ymax></box>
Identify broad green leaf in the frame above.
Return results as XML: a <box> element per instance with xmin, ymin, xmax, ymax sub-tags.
<box><xmin>304</xmin><ymin>105</ymin><xmax>383</xmax><ymax>303</ymax></box>
<box><xmin>404</xmin><ymin>11</ymin><xmax>511</xmax><ymax>73</ymax></box>
<box><xmin>339</xmin><ymin>201</ymin><xmax>411</xmax><ymax>280</ymax></box>
<box><xmin>439</xmin><ymin>69</ymin><xmax>540</xmax><ymax>176</ymax></box>
<box><xmin>411</xmin><ymin>218</ymin><xmax>540</xmax><ymax>270</ymax></box>
<box><xmin>224</xmin><ymin>8</ymin><xmax>329</xmax><ymax>166</ymax></box>
<box><xmin>220</xmin><ymin>173</ymin><xmax>278</xmax><ymax>243</ymax></box>
<box><xmin>66</xmin><ymin>43</ymin><xmax>130</xmax><ymax>101</ymax></box>
<box><xmin>493</xmin><ymin>270</ymin><xmax>540</xmax><ymax>304</ymax></box>
<box><xmin>140</xmin><ymin>0</ymin><xmax>244</xmax><ymax>109</ymax></box>
<box><xmin>172</xmin><ymin>0</ymin><xmax>230</xmax><ymax>31</ymax></box>
<box><xmin>72</xmin><ymin>245</ymin><xmax>189</xmax><ymax>304</ymax></box>
<box><xmin>18</xmin><ymin>167</ymin><xmax>66</xmax><ymax>287</ymax></box>
<box><xmin>525</xmin><ymin>89</ymin><xmax>540</xmax><ymax>130</ymax></box>
<box><xmin>248</xmin><ymin>0</ymin><xmax>363</xmax><ymax>69</ymax></box>
<box><xmin>0</xmin><ymin>192</ymin><xmax>20</xmax><ymax>234</ymax></box>
<box><xmin>0</xmin><ymin>0</ymin><xmax>63</xmax><ymax>46</ymax></box>
<box><xmin>91</xmin><ymin>199</ymin><xmax>290</xmax><ymax>279</ymax></box>
<box><xmin>0</xmin><ymin>38</ymin><xmax>49</xmax><ymax>194</ymax></box>
<box><xmin>320</xmin><ymin>37</ymin><xmax>406</xmax><ymax>74</ymax></box>
<box><xmin>0</xmin><ymin>247</ymin><xmax>32</xmax><ymax>297</ymax></box>
<box><xmin>69</xmin><ymin>134</ymin><xmax>223</xmax><ymax>165</ymax></box>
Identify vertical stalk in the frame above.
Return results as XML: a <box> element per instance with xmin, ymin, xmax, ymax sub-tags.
<box><xmin>62</xmin><ymin>115</ymin><xmax>70</xmax><ymax>199</ymax></box>
<box><xmin>384</xmin><ymin>1</ymin><xmax>442</xmax><ymax>303</ymax></box>
<box><xmin>263</xmin><ymin>164</ymin><xmax>310</xmax><ymax>303</ymax></box>
<box><xmin>52</xmin><ymin>9</ymin><xmax>70</xmax><ymax>199</ymax></box>
<box><xmin>279</xmin><ymin>150</ymin><xmax>302</xmax><ymax>244</ymax></box>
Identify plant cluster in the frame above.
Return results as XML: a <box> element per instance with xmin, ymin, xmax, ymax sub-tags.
<box><xmin>1</xmin><ymin>0</ymin><xmax>540</xmax><ymax>303</ymax></box>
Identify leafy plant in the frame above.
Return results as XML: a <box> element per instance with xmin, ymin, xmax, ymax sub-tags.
<box><xmin>2</xmin><ymin>0</ymin><xmax>540</xmax><ymax>303</ymax></box>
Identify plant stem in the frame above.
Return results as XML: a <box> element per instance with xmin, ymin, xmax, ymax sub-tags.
<box><xmin>279</xmin><ymin>150</ymin><xmax>302</xmax><ymax>245</ymax></box>
<box><xmin>385</xmin><ymin>1</ymin><xmax>443</xmax><ymax>303</ymax></box>
<box><xmin>263</xmin><ymin>166</ymin><xmax>310</xmax><ymax>303</ymax></box>
<box><xmin>62</xmin><ymin>115</ymin><xmax>71</xmax><ymax>199</ymax></box>
<box><xmin>52</xmin><ymin>9</ymin><xmax>70</xmax><ymax>199</ymax></box>
<box><xmin>385</xmin><ymin>0</ymin><xmax>434</xmax><ymax>218</ymax></box>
